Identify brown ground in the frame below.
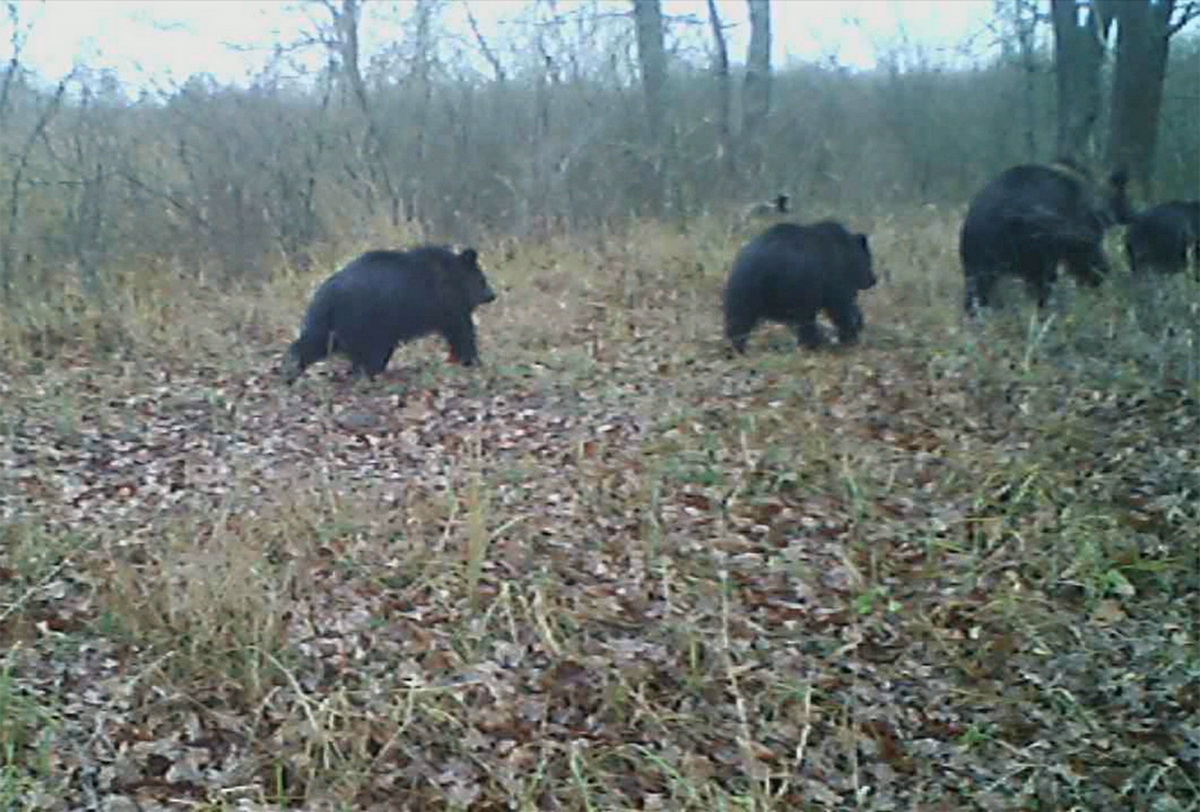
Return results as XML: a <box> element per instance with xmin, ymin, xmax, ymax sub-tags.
<box><xmin>1</xmin><ymin>214</ymin><xmax>1196</xmax><ymax>810</ymax></box>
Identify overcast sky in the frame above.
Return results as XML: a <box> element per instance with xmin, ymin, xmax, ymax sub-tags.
<box><xmin>7</xmin><ymin>0</ymin><xmax>998</xmax><ymax>89</ymax></box>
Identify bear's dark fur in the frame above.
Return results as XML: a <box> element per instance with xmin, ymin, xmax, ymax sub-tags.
<box><xmin>1126</xmin><ymin>200</ymin><xmax>1200</xmax><ymax>277</ymax></box>
<box><xmin>959</xmin><ymin>161</ymin><xmax>1129</xmax><ymax>314</ymax></box>
<box><xmin>281</xmin><ymin>246</ymin><xmax>497</xmax><ymax>383</ymax></box>
<box><xmin>724</xmin><ymin>220</ymin><xmax>876</xmax><ymax>354</ymax></box>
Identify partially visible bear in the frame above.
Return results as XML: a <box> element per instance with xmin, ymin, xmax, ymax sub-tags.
<box><xmin>281</xmin><ymin>245</ymin><xmax>497</xmax><ymax>383</ymax></box>
<box><xmin>959</xmin><ymin>161</ymin><xmax>1129</xmax><ymax>314</ymax></box>
<box><xmin>1126</xmin><ymin>200</ymin><xmax>1199</xmax><ymax>277</ymax></box>
<box><xmin>723</xmin><ymin>220</ymin><xmax>876</xmax><ymax>354</ymax></box>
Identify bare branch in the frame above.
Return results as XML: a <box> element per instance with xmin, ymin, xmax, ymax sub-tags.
<box><xmin>115</xmin><ymin>167</ymin><xmax>210</xmax><ymax>232</ymax></box>
<box><xmin>706</xmin><ymin>0</ymin><xmax>736</xmax><ymax>185</ymax></box>
<box><xmin>1168</xmin><ymin>0</ymin><xmax>1200</xmax><ymax>36</ymax></box>
<box><xmin>462</xmin><ymin>1</ymin><xmax>506</xmax><ymax>83</ymax></box>
<box><xmin>1</xmin><ymin>69</ymin><xmax>72</xmax><ymax>299</ymax></box>
<box><xmin>0</xmin><ymin>1</ymin><xmax>27</xmax><ymax>122</ymax></box>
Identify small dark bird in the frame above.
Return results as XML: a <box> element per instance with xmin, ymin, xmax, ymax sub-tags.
<box><xmin>743</xmin><ymin>194</ymin><xmax>790</xmax><ymax>220</ymax></box>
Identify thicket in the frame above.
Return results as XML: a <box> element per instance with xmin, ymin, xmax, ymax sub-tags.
<box><xmin>1</xmin><ymin>29</ymin><xmax>1197</xmax><ymax>299</ymax></box>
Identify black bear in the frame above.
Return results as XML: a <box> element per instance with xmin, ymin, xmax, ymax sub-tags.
<box><xmin>724</xmin><ymin>220</ymin><xmax>876</xmax><ymax>354</ymax></box>
<box><xmin>281</xmin><ymin>245</ymin><xmax>497</xmax><ymax>384</ymax></box>
<box><xmin>1126</xmin><ymin>200</ymin><xmax>1200</xmax><ymax>277</ymax></box>
<box><xmin>959</xmin><ymin>161</ymin><xmax>1129</xmax><ymax>314</ymax></box>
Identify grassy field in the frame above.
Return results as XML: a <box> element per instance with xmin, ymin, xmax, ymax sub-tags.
<box><xmin>0</xmin><ymin>209</ymin><xmax>1197</xmax><ymax>810</ymax></box>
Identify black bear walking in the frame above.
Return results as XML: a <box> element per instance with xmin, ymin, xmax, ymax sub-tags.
<box><xmin>1126</xmin><ymin>200</ymin><xmax>1199</xmax><ymax>277</ymax></box>
<box><xmin>724</xmin><ymin>220</ymin><xmax>876</xmax><ymax>354</ymax></box>
<box><xmin>282</xmin><ymin>246</ymin><xmax>497</xmax><ymax>384</ymax></box>
<box><xmin>959</xmin><ymin>161</ymin><xmax>1129</xmax><ymax>314</ymax></box>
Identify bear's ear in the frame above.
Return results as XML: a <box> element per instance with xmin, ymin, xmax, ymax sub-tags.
<box><xmin>460</xmin><ymin>248</ymin><xmax>479</xmax><ymax>265</ymax></box>
<box><xmin>856</xmin><ymin>233</ymin><xmax>869</xmax><ymax>252</ymax></box>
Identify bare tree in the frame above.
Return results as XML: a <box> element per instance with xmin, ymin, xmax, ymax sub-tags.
<box><xmin>0</xmin><ymin>57</ymin><xmax>71</xmax><ymax>300</ymax></box>
<box><xmin>0</xmin><ymin>1</ymin><xmax>25</xmax><ymax>121</ymax></box>
<box><xmin>61</xmin><ymin>80</ymin><xmax>114</xmax><ymax>296</ymax></box>
<box><xmin>1051</xmin><ymin>0</ymin><xmax>1114</xmax><ymax>161</ymax></box>
<box><xmin>632</xmin><ymin>0</ymin><xmax>667</xmax><ymax>216</ymax></box>
<box><xmin>742</xmin><ymin>0</ymin><xmax>771</xmax><ymax>183</ymax></box>
<box><xmin>463</xmin><ymin>0</ymin><xmax>506</xmax><ymax>84</ymax></box>
<box><xmin>318</xmin><ymin>0</ymin><xmax>405</xmax><ymax>226</ymax></box>
<box><xmin>1108</xmin><ymin>0</ymin><xmax>1200</xmax><ymax>200</ymax></box>
<box><xmin>409</xmin><ymin>0</ymin><xmax>441</xmax><ymax>225</ymax></box>
<box><xmin>255</xmin><ymin>69</ymin><xmax>333</xmax><ymax>266</ymax></box>
<box><xmin>995</xmin><ymin>0</ymin><xmax>1046</xmax><ymax>160</ymax></box>
<box><xmin>706</xmin><ymin>0</ymin><xmax>736</xmax><ymax>193</ymax></box>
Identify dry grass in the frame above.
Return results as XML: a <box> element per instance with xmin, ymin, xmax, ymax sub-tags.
<box><xmin>0</xmin><ymin>209</ymin><xmax>1197</xmax><ymax>810</ymax></box>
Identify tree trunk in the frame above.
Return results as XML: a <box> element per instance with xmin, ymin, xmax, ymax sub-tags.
<box><xmin>632</xmin><ymin>0</ymin><xmax>667</xmax><ymax>217</ymax></box>
<box><xmin>0</xmin><ymin>75</ymin><xmax>68</xmax><ymax>302</ymax></box>
<box><xmin>1051</xmin><ymin>0</ymin><xmax>1113</xmax><ymax>162</ymax></box>
<box><xmin>409</xmin><ymin>0</ymin><xmax>437</xmax><ymax>226</ymax></box>
<box><xmin>1108</xmin><ymin>0</ymin><xmax>1175</xmax><ymax>201</ymax></box>
<box><xmin>325</xmin><ymin>0</ymin><xmax>404</xmax><ymax>226</ymax></box>
<box><xmin>464</xmin><ymin>1</ymin><xmax>506</xmax><ymax>84</ymax></box>
<box><xmin>706</xmin><ymin>0</ymin><xmax>737</xmax><ymax>196</ymax></box>
<box><xmin>742</xmin><ymin>0</ymin><xmax>771</xmax><ymax>182</ymax></box>
<box><xmin>997</xmin><ymin>0</ymin><xmax>1043</xmax><ymax>160</ymax></box>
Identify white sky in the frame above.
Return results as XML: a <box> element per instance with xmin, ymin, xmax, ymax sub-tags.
<box><xmin>7</xmin><ymin>0</ymin><xmax>999</xmax><ymax>89</ymax></box>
